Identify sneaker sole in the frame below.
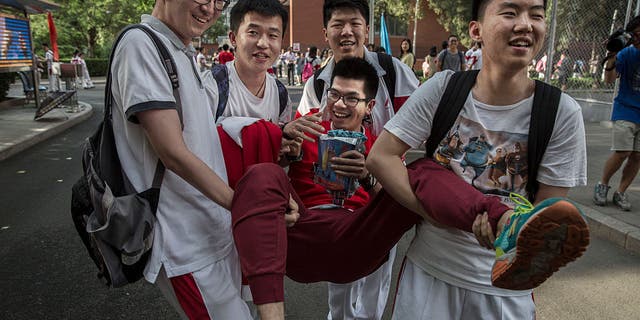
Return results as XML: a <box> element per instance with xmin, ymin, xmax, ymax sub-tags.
<box><xmin>491</xmin><ymin>200</ymin><xmax>590</xmax><ymax>290</ymax></box>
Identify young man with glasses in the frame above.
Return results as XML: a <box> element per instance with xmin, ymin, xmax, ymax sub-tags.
<box><xmin>109</xmin><ymin>0</ymin><xmax>264</xmax><ymax>318</ymax></box>
<box><xmin>283</xmin><ymin>1</ymin><xmax>419</xmax><ymax>317</ymax></box>
<box><xmin>437</xmin><ymin>35</ymin><xmax>466</xmax><ymax>72</ymax></box>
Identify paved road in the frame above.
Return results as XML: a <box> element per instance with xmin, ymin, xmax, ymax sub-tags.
<box><xmin>1</xmin><ymin>85</ymin><xmax>639</xmax><ymax>319</ymax></box>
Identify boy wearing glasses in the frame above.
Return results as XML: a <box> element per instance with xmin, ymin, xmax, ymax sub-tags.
<box><xmin>109</xmin><ymin>0</ymin><xmax>262</xmax><ymax>318</ymax></box>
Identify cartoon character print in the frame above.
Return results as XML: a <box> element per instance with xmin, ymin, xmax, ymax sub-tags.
<box><xmin>434</xmin><ymin>117</ymin><xmax>529</xmax><ymax>199</ymax></box>
<box><xmin>460</xmin><ymin>134</ymin><xmax>493</xmax><ymax>187</ymax></box>
<box><xmin>434</xmin><ymin>128</ymin><xmax>464</xmax><ymax>168</ymax></box>
<box><xmin>505</xmin><ymin>142</ymin><xmax>528</xmax><ymax>191</ymax></box>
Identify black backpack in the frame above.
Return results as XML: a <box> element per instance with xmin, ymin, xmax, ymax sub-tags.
<box><xmin>70</xmin><ymin>24</ymin><xmax>182</xmax><ymax>288</ymax></box>
<box><xmin>211</xmin><ymin>63</ymin><xmax>289</xmax><ymax>121</ymax></box>
<box><xmin>424</xmin><ymin>70</ymin><xmax>562</xmax><ymax>202</ymax></box>
<box><xmin>313</xmin><ymin>52</ymin><xmax>396</xmax><ymax>110</ymax></box>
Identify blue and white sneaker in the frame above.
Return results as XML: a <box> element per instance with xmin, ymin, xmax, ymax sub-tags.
<box><xmin>492</xmin><ymin>194</ymin><xmax>590</xmax><ymax>290</ymax></box>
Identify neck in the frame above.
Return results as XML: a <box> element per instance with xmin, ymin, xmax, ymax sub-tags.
<box><xmin>473</xmin><ymin>65</ymin><xmax>534</xmax><ymax>106</ymax></box>
<box><xmin>234</xmin><ymin>62</ymin><xmax>267</xmax><ymax>98</ymax></box>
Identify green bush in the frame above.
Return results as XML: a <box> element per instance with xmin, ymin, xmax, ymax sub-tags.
<box><xmin>84</xmin><ymin>58</ymin><xmax>109</xmax><ymax>77</ymax></box>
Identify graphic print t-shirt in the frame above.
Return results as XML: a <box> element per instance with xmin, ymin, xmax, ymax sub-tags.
<box><xmin>384</xmin><ymin>70</ymin><xmax>587</xmax><ymax>295</ymax></box>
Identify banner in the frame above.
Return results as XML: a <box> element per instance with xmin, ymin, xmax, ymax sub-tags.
<box><xmin>47</xmin><ymin>12</ymin><xmax>58</xmax><ymax>61</ymax></box>
<box><xmin>380</xmin><ymin>13</ymin><xmax>391</xmax><ymax>55</ymax></box>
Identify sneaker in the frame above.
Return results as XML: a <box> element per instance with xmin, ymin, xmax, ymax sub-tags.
<box><xmin>613</xmin><ymin>191</ymin><xmax>632</xmax><ymax>211</ymax></box>
<box><xmin>492</xmin><ymin>194</ymin><xmax>590</xmax><ymax>290</ymax></box>
<box><xmin>593</xmin><ymin>182</ymin><xmax>610</xmax><ymax>206</ymax></box>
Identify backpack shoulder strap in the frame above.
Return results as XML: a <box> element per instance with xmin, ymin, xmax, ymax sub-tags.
<box><xmin>424</xmin><ymin>70</ymin><xmax>480</xmax><ymax>158</ymax></box>
<box><xmin>526</xmin><ymin>80</ymin><xmax>561</xmax><ymax>202</ymax></box>
<box><xmin>105</xmin><ymin>24</ymin><xmax>181</xmax><ymax>188</ymax></box>
<box><xmin>274</xmin><ymin>78</ymin><xmax>289</xmax><ymax>117</ymax></box>
<box><xmin>458</xmin><ymin>51</ymin><xmax>465</xmax><ymax>65</ymax></box>
<box><xmin>211</xmin><ymin>63</ymin><xmax>230</xmax><ymax>121</ymax></box>
<box><xmin>377</xmin><ymin>52</ymin><xmax>396</xmax><ymax>107</ymax></box>
<box><xmin>313</xmin><ymin>66</ymin><xmax>325</xmax><ymax>104</ymax></box>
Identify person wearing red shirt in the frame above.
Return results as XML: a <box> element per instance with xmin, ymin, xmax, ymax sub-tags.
<box><xmin>218</xmin><ymin>43</ymin><xmax>235</xmax><ymax>65</ymax></box>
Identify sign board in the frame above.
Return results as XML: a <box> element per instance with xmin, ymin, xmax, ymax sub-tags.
<box><xmin>293</xmin><ymin>42</ymin><xmax>300</xmax><ymax>52</ymax></box>
<box><xmin>0</xmin><ymin>11</ymin><xmax>32</xmax><ymax>72</ymax></box>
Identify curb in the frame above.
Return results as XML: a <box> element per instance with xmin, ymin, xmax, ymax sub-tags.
<box><xmin>0</xmin><ymin>101</ymin><xmax>94</xmax><ymax>161</ymax></box>
<box><xmin>578</xmin><ymin>203</ymin><xmax>640</xmax><ymax>255</ymax></box>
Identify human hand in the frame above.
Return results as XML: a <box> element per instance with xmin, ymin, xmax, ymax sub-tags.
<box><xmin>285</xmin><ymin>194</ymin><xmax>300</xmax><ymax>227</ymax></box>
<box><xmin>330</xmin><ymin>150</ymin><xmax>367</xmax><ymax>179</ymax></box>
<box><xmin>282</xmin><ymin>113</ymin><xmax>324</xmax><ymax>142</ymax></box>
<box><xmin>280</xmin><ymin>137</ymin><xmax>303</xmax><ymax>159</ymax></box>
<box><xmin>472</xmin><ymin>212</ymin><xmax>495</xmax><ymax>250</ymax></box>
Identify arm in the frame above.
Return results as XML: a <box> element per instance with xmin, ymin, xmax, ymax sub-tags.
<box><xmin>603</xmin><ymin>52</ymin><xmax>618</xmax><ymax>84</ymax></box>
<box><xmin>366</xmin><ymin>129</ymin><xmax>428</xmax><ymax>217</ymax></box>
<box><xmin>137</xmin><ymin>108</ymin><xmax>235</xmax><ymax>210</ymax></box>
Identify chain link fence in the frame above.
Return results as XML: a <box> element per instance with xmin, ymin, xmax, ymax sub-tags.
<box><xmin>536</xmin><ymin>0</ymin><xmax>639</xmax><ymax>121</ymax></box>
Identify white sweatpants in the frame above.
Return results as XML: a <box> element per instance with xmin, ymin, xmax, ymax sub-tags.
<box><xmin>327</xmin><ymin>245</ymin><xmax>397</xmax><ymax>320</ymax></box>
<box><xmin>391</xmin><ymin>259</ymin><xmax>535</xmax><ymax>320</ymax></box>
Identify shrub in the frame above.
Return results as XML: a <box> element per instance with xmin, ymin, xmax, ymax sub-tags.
<box><xmin>84</xmin><ymin>59</ymin><xmax>109</xmax><ymax>77</ymax></box>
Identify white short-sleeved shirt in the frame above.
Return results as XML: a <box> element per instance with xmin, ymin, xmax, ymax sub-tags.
<box><xmin>297</xmin><ymin>48</ymin><xmax>419</xmax><ymax>135</ymax></box>
<box><xmin>384</xmin><ymin>70</ymin><xmax>587</xmax><ymax>296</ymax></box>
<box><xmin>111</xmin><ymin>15</ymin><xmax>232</xmax><ymax>282</ymax></box>
<box><xmin>218</xmin><ymin>60</ymin><xmax>292</xmax><ymax>124</ymax></box>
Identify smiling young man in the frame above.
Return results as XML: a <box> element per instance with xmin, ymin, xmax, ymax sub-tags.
<box><xmin>280</xmin><ymin>1</ymin><xmax>419</xmax><ymax>318</ymax></box>
<box><xmin>215</xmin><ymin>0</ymin><xmax>291</xmax><ymax>123</ymax></box>
<box><xmin>367</xmin><ymin>0</ymin><xmax>588</xmax><ymax>318</ymax></box>
<box><xmin>109</xmin><ymin>0</ymin><xmax>266</xmax><ymax>318</ymax></box>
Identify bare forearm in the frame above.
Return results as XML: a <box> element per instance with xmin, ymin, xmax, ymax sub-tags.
<box><xmin>367</xmin><ymin>153</ymin><xmax>427</xmax><ymax>217</ymax></box>
<box><xmin>603</xmin><ymin>53</ymin><xmax>618</xmax><ymax>83</ymax></box>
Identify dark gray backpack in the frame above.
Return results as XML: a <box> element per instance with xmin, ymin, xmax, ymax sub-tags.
<box><xmin>70</xmin><ymin>24</ymin><xmax>182</xmax><ymax>288</ymax></box>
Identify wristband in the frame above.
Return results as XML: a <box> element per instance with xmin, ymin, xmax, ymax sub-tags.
<box><xmin>358</xmin><ymin>173</ymin><xmax>377</xmax><ymax>191</ymax></box>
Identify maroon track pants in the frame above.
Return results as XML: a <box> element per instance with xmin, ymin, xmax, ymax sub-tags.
<box><xmin>231</xmin><ymin>157</ymin><xmax>509</xmax><ymax>304</ymax></box>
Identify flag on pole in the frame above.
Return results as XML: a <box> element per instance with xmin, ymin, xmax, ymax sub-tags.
<box><xmin>47</xmin><ymin>12</ymin><xmax>59</xmax><ymax>61</ymax></box>
<box><xmin>380</xmin><ymin>13</ymin><xmax>391</xmax><ymax>55</ymax></box>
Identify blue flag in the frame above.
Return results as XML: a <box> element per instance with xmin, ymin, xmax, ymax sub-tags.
<box><xmin>380</xmin><ymin>13</ymin><xmax>391</xmax><ymax>55</ymax></box>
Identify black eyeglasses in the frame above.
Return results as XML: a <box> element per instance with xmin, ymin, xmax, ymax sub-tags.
<box><xmin>193</xmin><ymin>0</ymin><xmax>230</xmax><ymax>11</ymax></box>
<box><xmin>326</xmin><ymin>89</ymin><xmax>369</xmax><ymax>108</ymax></box>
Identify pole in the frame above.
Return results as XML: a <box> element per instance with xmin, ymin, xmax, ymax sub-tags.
<box><xmin>544</xmin><ymin>0</ymin><xmax>558</xmax><ymax>82</ymax></box>
<box><xmin>624</xmin><ymin>0</ymin><xmax>634</xmax><ymax>26</ymax></box>
<box><xmin>412</xmin><ymin>0</ymin><xmax>419</xmax><ymax>56</ymax></box>
<box><xmin>369</xmin><ymin>0</ymin><xmax>374</xmax><ymax>45</ymax></box>
<box><xmin>290</xmin><ymin>0</ymin><xmax>294</xmax><ymax>48</ymax></box>
<box><xmin>636</xmin><ymin>0</ymin><xmax>639</xmax><ymax>16</ymax></box>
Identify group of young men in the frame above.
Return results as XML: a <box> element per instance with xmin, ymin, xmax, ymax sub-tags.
<box><xmin>110</xmin><ymin>0</ymin><xmax>594</xmax><ymax>319</ymax></box>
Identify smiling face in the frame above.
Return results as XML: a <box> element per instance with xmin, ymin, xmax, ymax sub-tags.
<box><xmin>401</xmin><ymin>40</ymin><xmax>410</xmax><ymax>53</ymax></box>
<box><xmin>327</xmin><ymin>76</ymin><xmax>373</xmax><ymax>132</ymax></box>
<box><xmin>154</xmin><ymin>0</ymin><xmax>221</xmax><ymax>45</ymax></box>
<box><xmin>230</xmin><ymin>11</ymin><xmax>283</xmax><ymax>75</ymax></box>
<box><xmin>323</xmin><ymin>8</ymin><xmax>369</xmax><ymax>62</ymax></box>
<box><xmin>470</xmin><ymin>0</ymin><xmax>546</xmax><ymax>71</ymax></box>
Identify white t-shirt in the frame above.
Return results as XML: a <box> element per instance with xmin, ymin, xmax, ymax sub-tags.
<box><xmin>297</xmin><ymin>48</ymin><xmax>419</xmax><ymax>135</ymax></box>
<box><xmin>111</xmin><ymin>15</ymin><xmax>233</xmax><ymax>282</ymax></box>
<box><xmin>384</xmin><ymin>70</ymin><xmax>587</xmax><ymax>296</ymax></box>
<box><xmin>219</xmin><ymin>60</ymin><xmax>292</xmax><ymax>124</ymax></box>
<box><xmin>465</xmin><ymin>48</ymin><xmax>482</xmax><ymax>70</ymax></box>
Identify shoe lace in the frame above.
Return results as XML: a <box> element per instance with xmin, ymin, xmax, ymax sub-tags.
<box><xmin>510</xmin><ymin>192</ymin><xmax>534</xmax><ymax>216</ymax></box>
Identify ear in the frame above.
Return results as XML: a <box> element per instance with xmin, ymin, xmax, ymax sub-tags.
<box><xmin>469</xmin><ymin>21</ymin><xmax>482</xmax><ymax>44</ymax></box>
<box><xmin>366</xmin><ymin>99</ymin><xmax>375</xmax><ymax>113</ymax></box>
<box><xmin>323</xmin><ymin>27</ymin><xmax>328</xmax><ymax>43</ymax></box>
<box><xmin>229</xmin><ymin>31</ymin><xmax>237</xmax><ymax>46</ymax></box>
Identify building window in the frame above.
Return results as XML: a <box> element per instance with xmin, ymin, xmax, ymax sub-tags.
<box><xmin>374</xmin><ymin>14</ymin><xmax>408</xmax><ymax>36</ymax></box>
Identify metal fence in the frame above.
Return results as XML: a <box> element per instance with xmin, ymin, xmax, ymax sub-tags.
<box><xmin>539</xmin><ymin>0</ymin><xmax>639</xmax><ymax>121</ymax></box>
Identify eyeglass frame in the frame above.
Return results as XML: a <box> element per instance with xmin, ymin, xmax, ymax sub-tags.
<box><xmin>326</xmin><ymin>88</ymin><xmax>372</xmax><ymax>108</ymax></box>
<box><xmin>193</xmin><ymin>0</ymin><xmax>231</xmax><ymax>11</ymax></box>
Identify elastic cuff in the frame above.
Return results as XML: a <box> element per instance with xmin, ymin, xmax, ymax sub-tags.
<box><xmin>248</xmin><ymin>273</ymin><xmax>285</xmax><ymax>305</ymax></box>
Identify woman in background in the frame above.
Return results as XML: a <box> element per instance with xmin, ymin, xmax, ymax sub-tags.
<box><xmin>399</xmin><ymin>38</ymin><xmax>415</xmax><ymax>70</ymax></box>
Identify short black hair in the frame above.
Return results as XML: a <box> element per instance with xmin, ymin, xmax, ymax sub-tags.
<box><xmin>627</xmin><ymin>15</ymin><xmax>640</xmax><ymax>33</ymax></box>
<box><xmin>323</xmin><ymin>0</ymin><xmax>369</xmax><ymax>28</ymax></box>
<box><xmin>472</xmin><ymin>0</ymin><xmax>548</xmax><ymax>21</ymax></box>
<box><xmin>230</xmin><ymin>0</ymin><xmax>289</xmax><ymax>37</ymax></box>
<box><xmin>222</xmin><ymin>44</ymin><xmax>230</xmax><ymax>51</ymax></box>
<box><xmin>331</xmin><ymin>57</ymin><xmax>379</xmax><ymax>99</ymax></box>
